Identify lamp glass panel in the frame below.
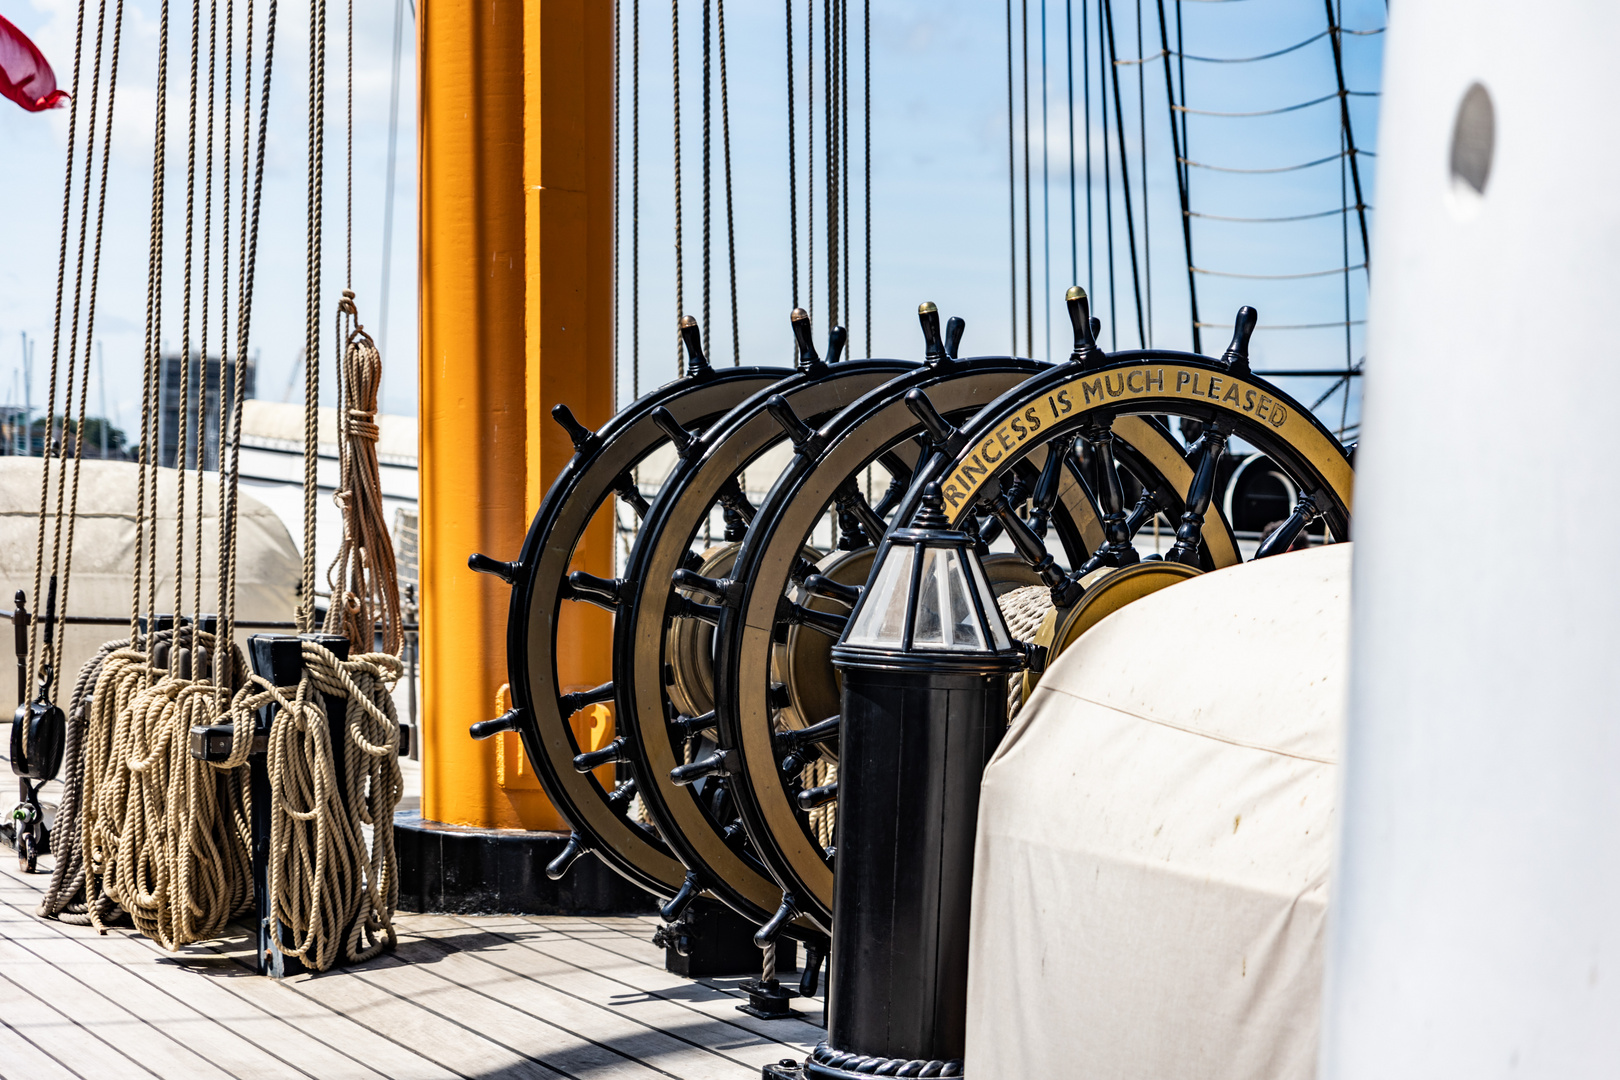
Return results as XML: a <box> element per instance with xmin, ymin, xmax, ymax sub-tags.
<box><xmin>912</xmin><ymin>546</ymin><xmax>986</xmax><ymax>651</ymax></box>
<box><xmin>968</xmin><ymin>552</ymin><xmax>1014</xmax><ymax>650</ymax></box>
<box><xmin>844</xmin><ymin>543</ymin><xmax>915</xmax><ymax>647</ymax></box>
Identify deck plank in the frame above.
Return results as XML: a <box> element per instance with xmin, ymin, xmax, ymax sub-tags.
<box><xmin>0</xmin><ymin>1017</ymin><xmax>82</xmax><ymax>1080</ymax></box>
<box><xmin>459</xmin><ymin>918</ymin><xmax>827</xmax><ymax>1048</ymax></box>
<box><xmin>393</xmin><ymin>917</ymin><xmax>767</xmax><ymax>1079</ymax></box>
<box><xmin>0</xmin><ymin>970</ymin><xmax>145</xmax><ymax>1080</ymax></box>
<box><xmin>336</xmin><ymin>949</ymin><xmax>687</xmax><ymax>1080</ymax></box>
<box><xmin>0</xmin><ymin>872</ymin><xmax>455</xmax><ymax>1080</ymax></box>
<box><xmin>410</xmin><ymin>913</ymin><xmax>823</xmax><ymax>1064</ymax></box>
<box><xmin>0</xmin><ymin>840</ymin><xmax>823</xmax><ymax>1080</ymax></box>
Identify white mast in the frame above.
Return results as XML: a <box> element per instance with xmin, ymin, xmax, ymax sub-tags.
<box><xmin>1324</xmin><ymin>3</ymin><xmax>1620</xmax><ymax>1075</ymax></box>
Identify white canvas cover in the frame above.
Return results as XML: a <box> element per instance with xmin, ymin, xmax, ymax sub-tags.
<box><xmin>966</xmin><ymin>543</ymin><xmax>1350</xmax><ymax>1080</ymax></box>
<box><xmin>1</xmin><ymin>458</ymin><xmax>300</xmax><ymax>684</ymax></box>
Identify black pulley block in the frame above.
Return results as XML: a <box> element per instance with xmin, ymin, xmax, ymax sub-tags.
<box><xmin>10</xmin><ymin>698</ymin><xmax>66</xmax><ymax>782</ymax></box>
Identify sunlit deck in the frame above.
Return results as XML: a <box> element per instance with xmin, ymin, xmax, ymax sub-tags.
<box><xmin>0</xmin><ymin>724</ymin><xmax>823</xmax><ymax>1080</ymax></box>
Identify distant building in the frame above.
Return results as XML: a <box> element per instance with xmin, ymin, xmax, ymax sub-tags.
<box><xmin>157</xmin><ymin>352</ymin><xmax>257</xmax><ymax>469</ymax></box>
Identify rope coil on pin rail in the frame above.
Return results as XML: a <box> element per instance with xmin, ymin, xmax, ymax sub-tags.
<box><xmin>325</xmin><ymin>292</ymin><xmax>404</xmax><ymax>655</ymax></box>
<box><xmin>39</xmin><ymin>0</ymin><xmax>403</xmax><ymax>969</ymax></box>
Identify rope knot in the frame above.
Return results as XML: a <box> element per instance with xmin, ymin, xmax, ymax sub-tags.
<box><xmin>346</xmin><ymin>408</ymin><xmax>379</xmax><ymax>442</ymax></box>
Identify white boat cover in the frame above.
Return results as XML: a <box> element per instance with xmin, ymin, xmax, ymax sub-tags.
<box><xmin>0</xmin><ymin>458</ymin><xmax>300</xmax><ymax>686</ymax></box>
<box><xmin>966</xmin><ymin>543</ymin><xmax>1350</xmax><ymax>1080</ymax></box>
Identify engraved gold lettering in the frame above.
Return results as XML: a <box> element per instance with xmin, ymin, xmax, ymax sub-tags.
<box><xmin>1207</xmin><ymin>375</ymin><xmax>1223</xmax><ymax>399</ymax></box>
<box><xmin>1257</xmin><ymin>395</ymin><xmax>1273</xmax><ymax>421</ymax></box>
<box><xmin>1244</xmin><ymin>389</ymin><xmax>1257</xmax><ymax>412</ymax></box>
<box><xmin>1082</xmin><ymin>377</ymin><xmax>1106</xmax><ymax>404</ymax></box>
<box><xmin>1024</xmin><ymin>406</ymin><xmax>1042</xmax><ymax>432</ymax></box>
<box><xmin>1056</xmin><ymin>389</ymin><xmax>1073</xmax><ymax>413</ymax></box>
<box><xmin>1222</xmin><ymin>383</ymin><xmax>1241</xmax><ymax>405</ymax></box>
<box><xmin>1269</xmin><ymin>402</ymin><xmax>1288</xmax><ymax>428</ymax></box>
<box><xmin>1176</xmin><ymin>371</ymin><xmax>1192</xmax><ymax>392</ymax></box>
<box><xmin>997</xmin><ymin>428</ymin><xmax>1016</xmax><ymax>452</ymax></box>
<box><xmin>1105</xmin><ymin>373</ymin><xmax>1125</xmax><ymax>398</ymax></box>
<box><xmin>1010</xmin><ymin>414</ymin><xmax>1027</xmax><ymax>438</ymax></box>
<box><xmin>943</xmin><ymin>482</ymin><xmax>966</xmax><ymax>508</ymax></box>
<box><xmin>1146</xmin><ymin>369</ymin><xmax>1164</xmax><ymax>391</ymax></box>
<box><xmin>964</xmin><ymin>454</ymin><xmax>990</xmax><ymax>478</ymax></box>
<box><xmin>1126</xmin><ymin>370</ymin><xmax>1145</xmax><ymax>393</ymax></box>
<box><xmin>1191</xmin><ymin>373</ymin><xmax>1203</xmax><ymax>396</ymax></box>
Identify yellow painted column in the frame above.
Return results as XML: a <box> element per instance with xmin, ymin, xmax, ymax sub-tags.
<box><xmin>525</xmin><ymin>0</ymin><xmax>617</xmax><ymax>794</ymax></box>
<box><xmin>418</xmin><ymin>0</ymin><xmax>614</xmax><ymax>831</ymax></box>
<box><xmin>417</xmin><ymin>0</ymin><xmax>535</xmax><ymax>829</ymax></box>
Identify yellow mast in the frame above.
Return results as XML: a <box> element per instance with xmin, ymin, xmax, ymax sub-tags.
<box><xmin>418</xmin><ymin>0</ymin><xmax>613</xmax><ymax>831</ymax></box>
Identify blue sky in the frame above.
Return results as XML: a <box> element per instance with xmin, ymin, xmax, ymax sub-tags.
<box><xmin>0</xmin><ymin>0</ymin><xmax>1384</xmax><ymax>436</ymax></box>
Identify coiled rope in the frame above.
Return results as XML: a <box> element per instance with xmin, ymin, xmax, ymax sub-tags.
<box><xmin>999</xmin><ymin>584</ymin><xmax>1053</xmax><ymax>719</ymax></box>
<box><xmin>324</xmin><ymin>293</ymin><xmax>404</xmax><ymax>656</ymax></box>
<box><xmin>82</xmin><ymin>630</ymin><xmax>255</xmax><ymax>947</ymax></box>
<box><xmin>250</xmin><ymin>641</ymin><xmax>403</xmax><ymax>969</ymax></box>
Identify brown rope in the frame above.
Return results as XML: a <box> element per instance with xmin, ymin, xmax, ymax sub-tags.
<box><xmin>323</xmin><ymin>293</ymin><xmax>404</xmax><ymax>655</ymax></box>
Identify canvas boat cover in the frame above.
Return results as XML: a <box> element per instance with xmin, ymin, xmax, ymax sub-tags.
<box><xmin>966</xmin><ymin>543</ymin><xmax>1350</xmax><ymax>1079</ymax></box>
<box><xmin>1</xmin><ymin>458</ymin><xmax>300</xmax><ymax>686</ymax></box>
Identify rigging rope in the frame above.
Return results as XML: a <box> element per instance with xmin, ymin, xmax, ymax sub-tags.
<box><xmin>1004</xmin><ymin>0</ymin><xmax>1015</xmax><ymax>353</ymax></box>
<box><xmin>1136</xmin><ymin>0</ymin><xmax>1150</xmax><ymax>347</ymax></box>
<box><xmin>701</xmin><ymin>0</ymin><xmax>710</xmax><ymax>348</ymax></box>
<box><xmin>1154</xmin><ymin>0</ymin><xmax>1198</xmax><ymax>351</ymax></box>
<box><xmin>1179</xmin><ymin>148</ymin><xmax>1360</xmax><ymax>174</ymax></box>
<box><xmin>1191</xmin><ymin>262</ymin><xmax>1365</xmax><ymax>280</ymax></box>
<box><xmin>632</xmin><ymin>0</ymin><xmax>640</xmax><ymax>396</ymax></box>
<box><xmin>806</xmin><ymin>0</ymin><xmax>813</xmax><ymax>323</ymax></box>
<box><xmin>301</xmin><ymin>0</ymin><xmax>325</xmax><ymax>630</ymax></box>
<box><xmin>717</xmin><ymin>0</ymin><xmax>738</xmax><ymax>364</ymax></box>
<box><xmin>862</xmin><ymin>0</ymin><xmax>869</xmax><ymax>356</ymax></box>
<box><xmin>672</xmin><ymin>0</ymin><xmax>683</xmax><ymax>368</ymax></box>
<box><xmin>1020</xmin><ymin>0</ymin><xmax>1031</xmax><ymax>353</ymax></box>
<box><xmin>1101</xmin><ymin>0</ymin><xmax>1144</xmax><ymax>347</ymax></box>
<box><xmin>785</xmin><ymin>0</ymin><xmax>798</xmax><ymax>307</ymax></box>
<box><xmin>1065</xmin><ymin>0</ymin><xmax>1076</xmax><ymax>286</ymax></box>
<box><xmin>1189</xmin><ymin>204</ymin><xmax>1372</xmax><ymax>223</ymax></box>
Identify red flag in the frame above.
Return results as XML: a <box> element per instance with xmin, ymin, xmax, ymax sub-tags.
<box><xmin>0</xmin><ymin>14</ymin><xmax>68</xmax><ymax>112</ymax></box>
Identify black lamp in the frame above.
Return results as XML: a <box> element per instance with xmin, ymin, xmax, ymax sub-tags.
<box><xmin>783</xmin><ymin>482</ymin><xmax>1025</xmax><ymax>1080</ymax></box>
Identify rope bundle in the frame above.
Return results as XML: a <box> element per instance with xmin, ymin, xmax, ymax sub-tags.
<box><xmin>999</xmin><ymin>584</ymin><xmax>1054</xmax><ymax>719</ymax></box>
<box><xmin>324</xmin><ymin>293</ymin><xmax>403</xmax><ymax>656</ymax></box>
<box><xmin>81</xmin><ymin>631</ymin><xmax>255</xmax><ymax>948</ymax></box>
<box><xmin>248</xmin><ymin>640</ymin><xmax>402</xmax><ymax>970</ymax></box>
<box><xmin>37</xmin><ymin>638</ymin><xmax>128</xmax><ymax>925</ymax></box>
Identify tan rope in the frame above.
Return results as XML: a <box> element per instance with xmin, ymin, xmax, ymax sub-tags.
<box><xmin>81</xmin><ymin>630</ymin><xmax>255</xmax><ymax>947</ymax></box>
<box><xmin>322</xmin><ymin>293</ymin><xmax>403</xmax><ymax>655</ymax></box>
<box><xmin>38</xmin><ymin>637</ymin><xmax>128</xmax><ymax>924</ymax></box>
<box><xmin>999</xmin><ymin>584</ymin><xmax>1053</xmax><ymax>720</ymax></box>
<box><xmin>251</xmin><ymin>640</ymin><xmax>402</xmax><ymax>970</ymax></box>
<box><xmin>804</xmin><ymin>758</ymin><xmax>836</xmax><ymax>849</ymax></box>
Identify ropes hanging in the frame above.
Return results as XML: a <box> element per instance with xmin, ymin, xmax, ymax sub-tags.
<box><xmin>30</xmin><ymin>0</ymin><xmax>406</xmax><ymax>976</ymax></box>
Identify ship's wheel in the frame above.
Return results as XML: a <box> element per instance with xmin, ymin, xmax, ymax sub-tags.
<box><xmin>473</xmin><ymin>318</ymin><xmax>792</xmax><ymax>900</ymax></box>
<box><xmin>602</xmin><ymin>314</ymin><xmax>915</xmax><ymax>939</ymax></box>
<box><xmin>700</xmin><ymin>297</ymin><xmax>1268</xmax><ymax>930</ymax></box>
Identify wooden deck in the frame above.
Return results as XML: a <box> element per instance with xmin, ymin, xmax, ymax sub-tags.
<box><xmin>0</xmin><ymin>725</ymin><xmax>822</xmax><ymax>1080</ymax></box>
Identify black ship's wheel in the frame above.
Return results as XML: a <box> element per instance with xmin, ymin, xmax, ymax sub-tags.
<box><xmin>475</xmin><ymin>319</ymin><xmax>792</xmax><ymax>900</ymax></box>
<box><xmin>890</xmin><ymin>290</ymin><xmax>1355</xmax><ymax>689</ymax></box>
<box><xmin>701</xmin><ymin>301</ymin><xmax>1255</xmax><ymax>929</ymax></box>
<box><xmin>604</xmin><ymin>315</ymin><xmax>916</xmax><ymax>938</ymax></box>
